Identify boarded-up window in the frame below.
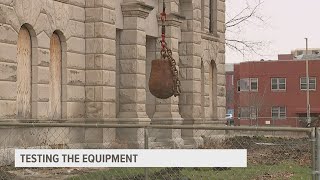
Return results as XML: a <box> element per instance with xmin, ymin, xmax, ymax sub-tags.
<box><xmin>49</xmin><ymin>33</ymin><xmax>62</xmax><ymax>119</ymax></box>
<box><xmin>16</xmin><ymin>26</ymin><xmax>32</xmax><ymax>119</ymax></box>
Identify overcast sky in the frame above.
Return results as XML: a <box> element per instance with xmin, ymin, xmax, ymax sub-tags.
<box><xmin>226</xmin><ymin>0</ymin><xmax>320</xmax><ymax>63</ymax></box>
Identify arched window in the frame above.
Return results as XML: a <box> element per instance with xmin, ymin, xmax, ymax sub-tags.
<box><xmin>16</xmin><ymin>26</ymin><xmax>32</xmax><ymax>119</ymax></box>
<box><xmin>49</xmin><ymin>32</ymin><xmax>62</xmax><ymax>119</ymax></box>
<box><xmin>201</xmin><ymin>60</ymin><xmax>205</xmax><ymax>119</ymax></box>
<box><xmin>209</xmin><ymin>60</ymin><xmax>217</xmax><ymax>118</ymax></box>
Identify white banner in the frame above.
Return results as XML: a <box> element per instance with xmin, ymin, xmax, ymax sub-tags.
<box><xmin>15</xmin><ymin>149</ymin><xmax>247</xmax><ymax>168</ymax></box>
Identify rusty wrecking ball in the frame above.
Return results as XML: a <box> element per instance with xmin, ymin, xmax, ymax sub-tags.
<box><xmin>148</xmin><ymin>59</ymin><xmax>175</xmax><ymax>99</ymax></box>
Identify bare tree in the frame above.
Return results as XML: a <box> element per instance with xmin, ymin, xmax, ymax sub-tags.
<box><xmin>226</xmin><ymin>83</ymin><xmax>234</xmax><ymax>108</ymax></box>
<box><xmin>237</xmin><ymin>79</ymin><xmax>269</xmax><ymax>126</ymax></box>
<box><xmin>247</xmin><ymin>85</ymin><xmax>268</xmax><ymax>126</ymax></box>
<box><xmin>226</xmin><ymin>0</ymin><xmax>270</xmax><ymax>56</ymax></box>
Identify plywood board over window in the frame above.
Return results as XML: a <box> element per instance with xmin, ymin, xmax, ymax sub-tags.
<box><xmin>16</xmin><ymin>26</ymin><xmax>32</xmax><ymax>119</ymax></box>
<box><xmin>49</xmin><ymin>33</ymin><xmax>62</xmax><ymax>119</ymax></box>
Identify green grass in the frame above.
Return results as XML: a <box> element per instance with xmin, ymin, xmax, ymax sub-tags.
<box><xmin>68</xmin><ymin>162</ymin><xmax>311</xmax><ymax>180</ymax></box>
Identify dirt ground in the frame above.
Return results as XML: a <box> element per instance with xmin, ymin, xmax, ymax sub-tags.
<box><xmin>227</xmin><ymin>136</ymin><xmax>311</xmax><ymax>166</ymax></box>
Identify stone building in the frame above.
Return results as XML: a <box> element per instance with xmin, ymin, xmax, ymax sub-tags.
<box><xmin>0</xmin><ymin>0</ymin><xmax>226</xmax><ymax>148</ymax></box>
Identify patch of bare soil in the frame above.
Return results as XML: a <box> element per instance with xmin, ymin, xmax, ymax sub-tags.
<box><xmin>203</xmin><ymin>136</ymin><xmax>311</xmax><ymax>166</ymax></box>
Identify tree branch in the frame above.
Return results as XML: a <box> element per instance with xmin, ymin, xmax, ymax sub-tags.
<box><xmin>226</xmin><ymin>0</ymin><xmax>268</xmax><ymax>57</ymax></box>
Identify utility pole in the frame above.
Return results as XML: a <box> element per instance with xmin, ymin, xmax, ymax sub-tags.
<box><xmin>305</xmin><ymin>38</ymin><xmax>311</xmax><ymax>126</ymax></box>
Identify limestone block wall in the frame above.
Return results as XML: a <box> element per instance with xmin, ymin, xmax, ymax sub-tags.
<box><xmin>0</xmin><ymin>0</ymin><xmax>86</xmax><ymax>120</ymax></box>
<box><xmin>194</xmin><ymin>0</ymin><xmax>226</xmax><ymax>122</ymax></box>
<box><xmin>0</xmin><ymin>0</ymin><xmax>226</xmax><ymax>148</ymax></box>
<box><xmin>179</xmin><ymin>0</ymin><xmax>204</xmax><ymax>119</ymax></box>
<box><xmin>178</xmin><ymin>0</ymin><xmax>226</xmax><ymax>145</ymax></box>
<box><xmin>85</xmin><ymin>0</ymin><xmax>116</xmax><ymax>119</ymax></box>
<box><xmin>0</xmin><ymin>0</ymin><xmax>226</xmax><ymax>122</ymax></box>
<box><xmin>84</xmin><ymin>0</ymin><xmax>117</xmax><ymax>146</ymax></box>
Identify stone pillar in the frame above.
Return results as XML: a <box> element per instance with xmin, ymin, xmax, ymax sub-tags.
<box><xmin>85</xmin><ymin>0</ymin><xmax>117</xmax><ymax>147</ymax></box>
<box><xmin>216</xmin><ymin>0</ymin><xmax>227</xmax><ymax>120</ymax></box>
<box><xmin>116</xmin><ymin>1</ymin><xmax>153</xmax><ymax>148</ymax></box>
<box><xmin>179</xmin><ymin>0</ymin><xmax>204</xmax><ymax>147</ymax></box>
<box><xmin>151</xmin><ymin>1</ymin><xmax>185</xmax><ymax>147</ymax></box>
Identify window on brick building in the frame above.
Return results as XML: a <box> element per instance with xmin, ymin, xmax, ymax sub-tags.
<box><xmin>250</xmin><ymin>78</ymin><xmax>258</xmax><ymax>91</ymax></box>
<box><xmin>271</xmin><ymin>78</ymin><xmax>286</xmax><ymax>90</ymax></box>
<box><xmin>238</xmin><ymin>107</ymin><xmax>258</xmax><ymax>119</ymax></box>
<box><xmin>239</xmin><ymin>107</ymin><xmax>250</xmax><ymax>118</ymax></box>
<box><xmin>300</xmin><ymin>77</ymin><xmax>316</xmax><ymax>90</ymax></box>
<box><xmin>238</xmin><ymin>78</ymin><xmax>249</xmax><ymax>91</ymax></box>
<box><xmin>237</xmin><ymin>78</ymin><xmax>258</xmax><ymax>92</ymax></box>
<box><xmin>250</xmin><ymin>107</ymin><xmax>258</xmax><ymax>119</ymax></box>
<box><xmin>271</xmin><ymin>106</ymin><xmax>286</xmax><ymax>119</ymax></box>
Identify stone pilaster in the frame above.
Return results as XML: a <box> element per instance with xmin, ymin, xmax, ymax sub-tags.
<box><xmin>179</xmin><ymin>0</ymin><xmax>204</xmax><ymax>147</ymax></box>
<box><xmin>84</xmin><ymin>0</ymin><xmax>117</xmax><ymax>147</ymax></box>
<box><xmin>117</xmin><ymin>1</ymin><xmax>152</xmax><ymax>119</ymax></box>
<box><xmin>151</xmin><ymin>1</ymin><xmax>184</xmax><ymax>147</ymax></box>
<box><xmin>216</xmin><ymin>0</ymin><xmax>227</xmax><ymax>120</ymax></box>
<box><xmin>116</xmin><ymin>1</ymin><xmax>153</xmax><ymax>148</ymax></box>
<box><xmin>0</xmin><ymin>22</ymin><xmax>19</xmax><ymax>119</ymax></box>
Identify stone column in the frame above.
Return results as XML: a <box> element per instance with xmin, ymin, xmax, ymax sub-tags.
<box><xmin>116</xmin><ymin>1</ymin><xmax>153</xmax><ymax>148</ymax></box>
<box><xmin>179</xmin><ymin>0</ymin><xmax>204</xmax><ymax>147</ymax></box>
<box><xmin>151</xmin><ymin>8</ymin><xmax>185</xmax><ymax>147</ymax></box>
<box><xmin>85</xmin><ymin>0</ymin><xmax>117</xmax><ymax>147</ymax></box>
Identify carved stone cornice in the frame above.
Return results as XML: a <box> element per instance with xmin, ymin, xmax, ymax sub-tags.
<box><xmin>157</xmin><ymin>13</ymin><xmax>186</xmax><ymax>27</ymax></box>
<box><xmin>121</xmin><ymin>2</ymin><xmax>154</xmax><ymax>19</ymax></box>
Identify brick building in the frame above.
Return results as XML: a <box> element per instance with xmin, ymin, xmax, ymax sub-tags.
<box><xmin>0</xmin><ymin>0</ymin><xmax>226</xmax><ymax>148</ymax></box>
<box><xmin>233</xmin><ymin>54</ymin><xmax>320</xmax><ymax>127</ymax></box>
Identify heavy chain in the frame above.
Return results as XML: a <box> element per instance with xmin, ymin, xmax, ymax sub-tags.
<box><xmin>160</xmin><ymin>0</ymin><xmax>181</xmax><ymax>97</ymax></box>
<box><xmin>161</xmin><ymin>47</ymin><xmax>181</xmax><ymax>97</ymax></box>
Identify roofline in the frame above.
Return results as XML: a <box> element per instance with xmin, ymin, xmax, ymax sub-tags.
<box><xmin>233</xmin><ymin>59</ymin><xmax>320</xmax><ymax>65</ymax></box>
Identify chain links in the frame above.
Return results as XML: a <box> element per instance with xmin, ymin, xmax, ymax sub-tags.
<box><xmin>159</xmin><ymin>0</ymin><xmax>181</xmax><ymax>97</ymax></box>
<box><xmin>161</xmin><ymin>47</ymin><xmax>181</xmax><ymax>97</ymax></box>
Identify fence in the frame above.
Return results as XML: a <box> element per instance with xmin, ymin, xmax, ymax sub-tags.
<box><xmin>0</xmin><ymin>121</ymin><xmax>317</xmax><ymax>180</ymax></box>
<box><xmin>232</xmin><ymin>117</ymin><xmax>320</xmax><ymax>127</ymax></box>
